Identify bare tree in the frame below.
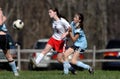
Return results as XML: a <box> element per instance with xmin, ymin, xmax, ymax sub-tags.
<box><xmin>0</xmin><ymin>0</ymin><xmax>120</xmax><ymax>49</ymax></box>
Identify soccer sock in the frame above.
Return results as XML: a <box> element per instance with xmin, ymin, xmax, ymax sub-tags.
<box><xmin>9</xmin><ymin>60</ymin><xmax>18</xmax><ymax>73</ymax></box>
<box><xmin>63</xmin><ymin>61</ymin><xmax>69</xmax><ymax>74</ymax></box>
<box><xmin>76</xmin><ymin>61</ymin><xmax>90</xmax><ymax>70</ymax></box>
<box><xmin>35</xmin><ymin>53</ymin><xmax>44</xmax><ymax>64</ymax></box>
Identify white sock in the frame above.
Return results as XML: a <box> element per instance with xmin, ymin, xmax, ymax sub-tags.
<box><xmin>76</xmin><ymin>61</ymin><xmax>90</xmax><ymax>70</ymax></box>
<box><xmin>35</xmin><ymin>53</ymin><xmax>44</xmax><ymax>64</ymax></box>
<box><xmin>63</xmin><ymin>61</ymin><xmax>69</xmax><ymax>74</ymax></box>
<box><xmin>9</xmin><ymin>61</ymin><xmax>18</xmax><ymax>73</ymax></box>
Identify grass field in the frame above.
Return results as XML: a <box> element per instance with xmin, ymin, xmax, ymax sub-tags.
<box><xmin>0</xmin><ymin>70</ymin><xmax>120</xmax><ymax>79</ymax></box>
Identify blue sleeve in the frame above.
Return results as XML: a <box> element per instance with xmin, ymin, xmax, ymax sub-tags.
<box><xmin>75</xmin><ymin>29</ymin><xmax>80</xmax><ymax>34</ymax></box>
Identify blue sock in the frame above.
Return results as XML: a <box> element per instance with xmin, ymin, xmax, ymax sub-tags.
<box><xmin>9</xmin><ymin>61</ymin><xmax>18</xmax><ymax>73</ymax></box>
<box><xmin>76</xmin><ymin>61</ymin><xmax>90</xmax><ymax>70</ymax></box>
<box><xmin>63</xmin><ymin>61</ymin><xmax>69</xmax><ymax>74</ymax></box>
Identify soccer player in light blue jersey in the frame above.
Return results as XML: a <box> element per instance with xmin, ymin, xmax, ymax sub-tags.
<box><xmin>63</xmin><ymin>13</ymin><xmax>94</xmax><ymax>74</ymax></box>
<box><xmin>0</xmin><ymin>8</ymin><xmax>19</xmax><ymax>76</ymax></box>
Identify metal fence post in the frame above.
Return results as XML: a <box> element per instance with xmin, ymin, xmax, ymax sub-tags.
<box><xmin>17</xmin><ymin>44</ymin><xmax>21</xmax><ymax>71</ymax></box>
<box><xmin>92</xmin><ymin>45</ymin><xmax>96</xmax><ymax>69</ymax></box>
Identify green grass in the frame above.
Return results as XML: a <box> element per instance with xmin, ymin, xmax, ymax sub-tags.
<box><xmin>0</xmin><ymin>70</ymin><xmax>120</xmax><ymax>79</ymax></box>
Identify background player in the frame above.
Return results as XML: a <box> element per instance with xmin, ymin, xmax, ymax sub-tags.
<box><xmin>0</xmin><ymin>8</ymin><xmax>19</xmax><ymax>76</ymax></box>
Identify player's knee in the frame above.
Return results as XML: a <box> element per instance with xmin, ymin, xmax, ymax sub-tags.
<box><xmin>71</xmin><ymin>59</ymin><xmax>77</xmax><ymax>64</ymax></box>
<box><xmin>57</xmin><ymin>54</ymin><xmax>63</xmax><ymax>63</ymax></box>
<box><xmin>57</xmin><ymin>57</ymin><xmax>63</xmax><ymax>63</ymax></box>
<box><xmin>63</xmin><ymin>53</ymin><xmax>68</xmax><ymax>58</ymax></box>
<box><xmin>7</xmin><ymin>57</ymin><xmax>14</xmax><ymax>62</ymax></box>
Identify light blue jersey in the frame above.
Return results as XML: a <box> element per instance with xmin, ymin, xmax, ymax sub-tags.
<box><xmin>74</xmin><ymin>28</ymin><xmax>87</xmax><ymax>49</ymax></box>
<box><xmin>0</xmin><ymin>24</ymin><xmax>8</xmax><ymax>32</ymax></box>
<box><xmin>63</xmin><ymin>22</ymin><xmax>91</xmax><ymax>75</ymax></box>
<box><xmin>70</xmin><ymin>22</ymin><xmax>87</xmax><ymax>50</ymax></box>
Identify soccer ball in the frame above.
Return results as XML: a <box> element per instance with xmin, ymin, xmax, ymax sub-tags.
<box><xmin>13</xmin><ymin>19</ymin><xmax>24</xmax><ymax>30</ymax></box>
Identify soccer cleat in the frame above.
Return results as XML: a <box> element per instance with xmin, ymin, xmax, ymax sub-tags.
<box><xmin>69</xmin><ymin>67</ymin><xmax>77</xmax><ymax>75</ymax></box>
<box><xmin>70</xmin><ymin>68</ymin><xmax>77</xmax><ymax>75</ymax></box>
<box><xmin>88</xmin><ymin>67</ymin><xmax>94</xmax><ymax>74</ymax></box>
<box><xmin>14</xmin><ymin>72</ymin><xmax>19</xmax><ymax>76</ymax></box>
<box><xmin>32</xmin><ymin>58</ymin><xmax>39</xmax><ymax>67</ymax></box>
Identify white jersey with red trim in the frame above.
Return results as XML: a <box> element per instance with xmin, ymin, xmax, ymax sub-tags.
<box><xmin>52</xmin><ymin>18</ymin><xmax>70</xmax><ymax>40</ymax></box>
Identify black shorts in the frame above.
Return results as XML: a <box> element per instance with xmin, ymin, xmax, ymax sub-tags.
<box><xmin>71</xmin><ymin>45</ymin><xmax>85</xmax><ymax>53</ymax></box>
<box><xmin>0</xmin><ymin>35</ymin><xmax>10</xmax><ymax>50</ymax></box>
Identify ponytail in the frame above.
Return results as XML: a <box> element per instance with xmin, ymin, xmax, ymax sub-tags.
<box><xmin>77</xmin><ymin>13</ymin><xmax>84</xmax><ymax>30</ymax></box>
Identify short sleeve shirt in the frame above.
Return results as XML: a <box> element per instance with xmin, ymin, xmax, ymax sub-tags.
<box><xmin>52</xmin><ymin>18</ymin><xmax>70</xmax><ymax>40</ymax></box>
<box><xmin>74</xmin><ymin>28</ymin><xmax>87</xmax><ymax>49</ymax></box>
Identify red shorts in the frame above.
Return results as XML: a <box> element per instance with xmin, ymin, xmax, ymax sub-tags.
<box><xmin>47</xmin><ymin>37</ymin><xmax>64</xmax><ymax>53</ymax></box>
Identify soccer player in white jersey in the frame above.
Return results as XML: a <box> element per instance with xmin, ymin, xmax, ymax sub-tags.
<box><xmin>63</xmin><ymin>13</ymin><xmax>94</xmax><ymax>74</ymax></box>
<box><xmin>35</xmin><ymin>8</ymin><xmax>76</xmax><ymax>74</ymax></box>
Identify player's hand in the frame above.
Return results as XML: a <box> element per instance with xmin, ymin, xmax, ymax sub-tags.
<box><xmin>68</xmin><ymin>27</ymin><xmax>72</xmax><ymax>32</ymax></box>
<box><xmin>61</xmin><ymin>31</ymin><xmax>68</xmax><ymax>39</ymax></box>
